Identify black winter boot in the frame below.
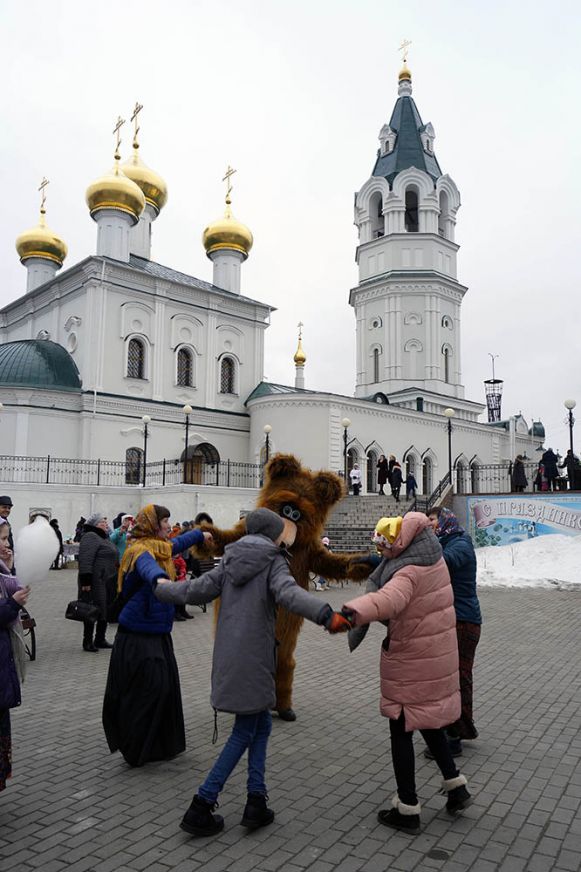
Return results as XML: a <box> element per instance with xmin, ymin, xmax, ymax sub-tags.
<box><xmin>82</xmin><ymin>621</ymin><xmax>98</xmax><ymax>653</ymax></box>
<box><xmin>276</xmin><ymin>708</ymin><xmax>297</xmax><ymax>722</ymax></box>
<box><xmin>240</xmin><ymin>793</ymin><xmax>275</xmax><ymax>829</ymax></box>
<box><xmin>180</xmin><ymin>795</ymin><xmax>224</xmax><ymax>837</ymax></box>
<box><xmin>442</xmin><ymin>774</ymin><xmax>472</xmax><ymax>814</ymax></box>
<box><xmin>377</xmin><ymin>796</ymin><xmax>421</xmax><ymax>834</ymax></box>
<box><xmin>95</xmin><ymin>620</ymin><xmax>113</xmax><ymax>649</ymax></box>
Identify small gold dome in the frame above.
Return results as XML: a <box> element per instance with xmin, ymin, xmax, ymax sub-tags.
<box><xmin>203</xmin><ymin>199</ymin><xmax>253</xmax><ymax>258</ymax></box>
<box><xmin>16</xmin><ymin>209</ymin><xmax>67</xmax><ymax>266</ymax></box>
<box><xmin>86</xmin><ymin>158</ymin><xmax>145</xmax><ymax>223</ymax></box>
<box><xmin>294</xmin><ymin>337</ymin><xmax>306</xmax><ymax>366</ymax></box>
<box><xmin>122</xmin><ymin>148</ymin><xmax>168</xmax><ymax>214</ymax></box>
<box><xmin>398</xmin><ymin>62</ymin><xmax>412</xmax><ymax>81</ymax></box>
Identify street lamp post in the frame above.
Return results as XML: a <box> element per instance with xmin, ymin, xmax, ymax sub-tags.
<box><xmin>183</xmin><ymin>404</ymin><xmax>193</xmax><ymax>483</ymax></box>
<box><xmin>341</xmin><ymin>417</ymin><xmax>351</xmax><ymax>484</ymax></box>
<box><xmin>444</xmin><ymin>408</ymin><xmax>455</xmax><ymax>484</ymax></box>
<box><xmin>263</xmin><ymin>424</ymin><xmax>272</xmax><ymax>463</ymax></box>
<box><xmin>564</xmin><ymin>399</ymin><xmax>576</xmax><ymax>457</ymax></box>
<box><xmin>141</xmin><ymin>415</ymin><xmax>151</xmax><ymax>486</ymax></box>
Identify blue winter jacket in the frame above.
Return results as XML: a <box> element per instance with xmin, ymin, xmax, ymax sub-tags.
<box><xmin>440</xmin><ymin>530</ymin><xmax>482</xmax><ymax>625</ymax></box>
<box><xmin>118</xmin><ymin>529</ymin><xmax>204</xmax><ymax>634</ymax></box>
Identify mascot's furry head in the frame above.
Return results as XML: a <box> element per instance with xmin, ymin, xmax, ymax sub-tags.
<box><xmin>257</xmin><ymin>454</ymin><xmax>344</xmax><ymax>547</ymax></box>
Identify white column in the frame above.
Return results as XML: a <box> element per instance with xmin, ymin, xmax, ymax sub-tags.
<box><xmin>24</xmin><ymin>258</ymin><xmax>59</xmax><ymax>293</ymax></box>
<box><xmin>129</xmin><ymin>204</ymin><xmax>156</xmax><ymax>259</ymax></box>
<box><xmin>210</xmin><ymin>250</ymin><xmax>244</xmax><ymax>294</ymax></box>
<box><xmin>295</xmin><ymin>365</ymin><xmax>305</xmax><ymax>389</ymax></box>
<box><xmin>95</xmin><ymin>209</ymin><xmax>134</xmax><ymax>262</ymax></box>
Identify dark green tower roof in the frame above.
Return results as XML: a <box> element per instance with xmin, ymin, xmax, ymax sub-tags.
<box><xmin>0</xmin><ymin>340</ymin><xmax>82</xmax><ymax>392</ymax></box>
<box><xmin>373</xmin><ymin>95</ymin><xmax>442</xmax><ymax>186</ymax></box>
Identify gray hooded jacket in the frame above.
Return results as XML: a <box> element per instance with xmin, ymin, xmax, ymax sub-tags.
<box><xmin>155</xmin><ymin>534</ymin><xmax>328</xmax><ymax>714</ymax></box>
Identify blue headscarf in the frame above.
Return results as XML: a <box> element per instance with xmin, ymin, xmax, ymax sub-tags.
<box><xmin>434</xmin><ymin>507</ymin><xmax>464</xmax><ymax>538</ymax></box>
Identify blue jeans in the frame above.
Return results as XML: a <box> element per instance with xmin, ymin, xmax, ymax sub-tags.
<box><xmin>198</xmin><ymin>711</ymin><xmax>272</xmax><ymax>803</ymax></box>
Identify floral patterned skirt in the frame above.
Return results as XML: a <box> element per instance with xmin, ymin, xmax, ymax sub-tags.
<box><xmin>0</xmin><ymin>708</ymin><xmax>11</xmax><ymax>792</ymax></box>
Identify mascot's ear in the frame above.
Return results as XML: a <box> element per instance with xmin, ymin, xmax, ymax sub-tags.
<box><xmin>312</xmin><ymin>471</ymin><xmax>345</xmax><ymax>508</ymax></box>
<box><xmin>266</xmin><ymin>454</ymin><xmax>303</xmax><ymax>482</ymax></box>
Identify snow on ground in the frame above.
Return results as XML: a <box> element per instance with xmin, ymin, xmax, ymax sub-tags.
<box><xmin>477</xmin><ymin>534</ymin><xmax>581</xmax><ymax>590</ymax></box>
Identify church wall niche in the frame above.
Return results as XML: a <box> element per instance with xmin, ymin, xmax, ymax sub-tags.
<box><xmin>216</xmin><ymin>324</ymin><xmax>245</xmax><ymax>361</ymax></box>
<box><xmin>120</xmin><ymin>301</ymin><xmax>154</xmax><ymax>341</ymax></box>
<box><xmin>170</xmin><ymin>314</ymin><xmax>205</xmax><ymax>353</ymax></box>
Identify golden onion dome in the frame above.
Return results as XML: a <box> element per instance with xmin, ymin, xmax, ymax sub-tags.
<box><xmin>16</xmin><ymin>209</ymin><xmax>67</xmax><ymax>266</ymax></box>
<box><xmin>122</xmin><ymin>147</ymin><xmax>168</xmax><ymax>214</ymax></box>
<box><xmin>294</xmin><ymin>337</ymin><xmax>306</xmax><ymax>366</ymax></box>
<box><xmin>202</xmin><ymin>197</ymin><xmax>253</xmax><ymax>259</ymax></box>
<box><xmin>85</xmin><ymin>156</ymin><xmax>145</xmax><ymax>223</ymax></box>
<box><xmin>398</xmin><ymin>61</ymin><xmax>412</xmax><ymax>81</ymax></box>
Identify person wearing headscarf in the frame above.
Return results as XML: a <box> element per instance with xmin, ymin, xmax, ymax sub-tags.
<box><xmin>427</xmin><ymin>507</ymin><xmax>481</xmax><ymax>754</ymax></box>
<box><xmin>102</xmin><ymin>504</ymin><xmax>212</xmax><ymax>767</ymax></box>
<box><xmin>0</xmin><ymin>517</ymin><xmax>30</xmax><ymax>793</ymax></box>
<box><xmin>77</xmin><ymin>512</ymin><xmax>118</xmax><ymax>653</ymax></box>
<box><xmin>339</xmin><ymin>513</ymin><xmax>471</xmax><ymax>834</ymax></box>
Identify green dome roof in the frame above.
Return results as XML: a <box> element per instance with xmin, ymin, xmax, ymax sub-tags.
<box><xmin>0</xmin><ymin>340</ymin><xmax>81</xmax><ymax>392</ymax></box>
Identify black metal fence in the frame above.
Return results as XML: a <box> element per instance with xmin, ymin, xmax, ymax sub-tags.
<box><xmin>0</xmin><ymin>454</ymin><xmax>263</xmax><ymax>489</ymax></box>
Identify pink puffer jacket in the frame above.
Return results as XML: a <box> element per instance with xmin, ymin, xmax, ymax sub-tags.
<box><xmin>344</xmin><ymin>513</ymin><xmax>460</xmax><ymax>731</ymax></box>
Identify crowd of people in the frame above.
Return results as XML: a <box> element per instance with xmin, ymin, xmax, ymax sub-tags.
<box><xmin>349</xmin><ymin>454</ymin><xmax>417</xmax><ymax>501</ymax></box>
<box><xmin>0</xmin><ymin>485</ymin><xmax>482</xmax><ymax>840</ymax></box>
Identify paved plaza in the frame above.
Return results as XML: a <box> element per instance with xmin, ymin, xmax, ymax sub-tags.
<box><xmin>2</xmin><ymin>572</ymin><xmax>581</xmax><ymax>872</ymax></box>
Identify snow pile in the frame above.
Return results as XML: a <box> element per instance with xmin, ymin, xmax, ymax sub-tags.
<box><xmin>477</xmin><ymin>534</ymin><xmax>581</xmax><ymax>590</ymax></box>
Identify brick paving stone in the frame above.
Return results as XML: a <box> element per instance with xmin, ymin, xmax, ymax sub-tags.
<box><xmin>3</xmin><ymin>579</ymin><xmax>581</xmax><ymax>871</ymax></box>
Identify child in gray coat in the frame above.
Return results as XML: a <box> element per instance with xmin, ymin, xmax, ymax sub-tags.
<box><xmin>154</xmin><ymin>507</ymin><xmax>350</xmax><ymax>836</ymax></box>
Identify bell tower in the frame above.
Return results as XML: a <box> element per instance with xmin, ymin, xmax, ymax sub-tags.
<box><xmin>350</xmin><ymin>59</ymin><xmax>466</xmax><ymax>404</ymax></box>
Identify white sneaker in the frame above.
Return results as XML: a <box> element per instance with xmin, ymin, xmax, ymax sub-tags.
<box><xmin>314</xmin><ymin>583</ymin><xmax>324</xmax><ymax>591</ymax></box>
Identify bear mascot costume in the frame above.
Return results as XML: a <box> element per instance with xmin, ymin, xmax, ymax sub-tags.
<box><xmin>200</xmin><ymin>454</ymin><xmax>370</xmax><ymax>721</ymax></box>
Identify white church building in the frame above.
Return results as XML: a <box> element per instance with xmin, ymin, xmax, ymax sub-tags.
<box><xmin>0</xmin><ymin>65</ymin><xmax>542</xmax><ymax>505</ymax></box>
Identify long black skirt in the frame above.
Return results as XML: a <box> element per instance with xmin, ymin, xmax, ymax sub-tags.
<box><xmin>102</xmin><ymin>629</ymin><xmax>185</xmax><ymax>767</ymax></box>
<box><xmin>0</xmin><ymin>709</ymin><xmax>11</xmax><ymax>791</ymax></box>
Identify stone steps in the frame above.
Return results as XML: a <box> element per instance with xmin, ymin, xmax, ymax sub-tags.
<box><xmin>324</xmin><ymin>494</ymin><xmax>416</xmax><ymax>552</ymax></box>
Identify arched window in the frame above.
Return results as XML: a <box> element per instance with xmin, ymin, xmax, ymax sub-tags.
<box><xmin>176</xmin><ymin>347</ymin><xmax>194</xmax><ymax>387</ymax></box>
<box><xmin>442</xmin><ymin>345</ymin><xmax>452</xmax><ymax>384</ymax></box>
<box><xmin>470</xmin><ymin>463</ymin><xmax>480</xmax><ymax>494</ymax></box>
<box><xmin>438</xmin><ymin>190</ymin><xmax>449</xmax><ymax>238</ymax></box>
<box><xmin>125</xmin><ymin>447</ymin><xmax>143</xmax><ymax>484</ymax></box>
<box><xmin>369</xmin><ymin>192</ymin><xmax>384</xmax><ymax>239</ymax></box>
<box><xmin>367</xmin><ymin>450</ymin><xmax>378</xmax><ymax>493</ymax></box>
<box><xmin>127</xmin><ymin>337</ymin><xmax>145</xmax><ymax>380</ymax></box>
<box><xmin>219</xmin><ymin>356</ymin><xmax>235</xmax><ymax>394</ymax></box>
<box><xmin>404</xmin><ymin>187</ymin><xmax>419</xmax><ymax>233</ymax></box>
<box><xmin>456</xmin><ymin>461</ymin><xmax>468</xmax><ymax>495</ymax></box>
<box><xmin>373</xmin><ymin>347</ymin><xmax>380</xmax><ymax>383</ymax></box>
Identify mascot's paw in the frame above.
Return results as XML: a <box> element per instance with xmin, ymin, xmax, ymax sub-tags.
<box><xmin>347</xmin><ymin>558</ymin><xmax>375</xmax><ymax>582</ymax></box>
<box><xmin>276</xmin><ymin>708</ymin><xmax>297</xmax><ymax>722</ymax></box>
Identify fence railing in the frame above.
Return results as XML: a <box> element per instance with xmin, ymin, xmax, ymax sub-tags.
<box><xmin>0</xmin><ymin>454</ymin><xmax>263</xmax><ymax>489</ymax></box>
<box><xmin>412</xmin><ymin>471</ymin><xmax>452</xmax><ymax>514</ymax></box>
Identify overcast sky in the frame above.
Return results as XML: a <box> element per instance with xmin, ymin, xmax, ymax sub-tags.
<box><xmin>1</xmin><ymin>0</ymin><xmax>580</xmax><ymax>452</ymax></box>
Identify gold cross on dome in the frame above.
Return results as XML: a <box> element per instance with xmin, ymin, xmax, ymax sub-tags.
<box><xmin>113</xmin><ymin>116</ymin><xmax>125</xmax><ymax>158</ymax></box>
<box><xmin>297</xmin><ymin>321</ymin><xmax>304</xmax><ymax>339</ymax></box>
<box><xmin>38</xmin><ymin>176</ymin><xmax>49</xmax><ymax>211</ymax></box>
<box><xmin>222</xmin><ymin>165</ymin><xmax>237</xmax><ymax>202</ymax></box>
<box><xmin>131</xmin><ymin>101</ymin><xmax>143</xmax><ymax>147</ymax></box>
<box><xmin>398</xmin><ymin>39</ymin><xmax>412</xmax><ymax>63</ymax></box>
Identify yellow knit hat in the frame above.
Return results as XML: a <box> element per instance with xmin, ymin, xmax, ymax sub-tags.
<box><xmin>372</xmin><ymin>516</ymin><xmax>403</xmax><ymax>549</ymax></box>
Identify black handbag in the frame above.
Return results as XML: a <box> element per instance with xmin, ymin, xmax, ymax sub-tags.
<box><xmin>65</xmin><ymin>599</ymin><xmax>100</xmax><ymax>623</ymax></box>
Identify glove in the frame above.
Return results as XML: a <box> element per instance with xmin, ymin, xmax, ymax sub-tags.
<box><xmin>351</xmin><ymin>553</ymin><xmax>382</xmax><ymax>569</ymax></box>
<box><xmin>325</xmin><ymin>611</ymin><xmax>353</xmax><ymax>634</ymax></box>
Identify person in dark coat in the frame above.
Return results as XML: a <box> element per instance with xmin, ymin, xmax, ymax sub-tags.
<box><xmin>390</xmin><ymin>462</ymin><xmax>403</xmax><ymax>502</ymax></box>
<box><xmin>102</xmin><ymin>504</ymin><xmax>212</xmax><ymax>768</ymax></box>
<box><xmin>377</xmin><ymin>455</ymin><xmax>389</xmax><ymax>495</ymax></box>
<box><xmin>73</xmin><ymin>517</ymin><xmax>86</xmax><ymax>543</ymax></box>
<box><xmin>50</xmin><ymin>519</ymin><xmax>64</xmax><ymax>569</ymax></box>
<box><xmin>0</xmin><ymin>519</ymin><xmax>30</xmax><ymax>794</ymax></box>
<box><xmin>78</xmin><ymin>513</ymin><xmax>118</xmax><ymax>652</ymax></box>
<box><xmin>511</xmin><ymin>456</ymin><xmax>528</xmax><ymax>493</ymax></box>
<box><xmin>153</xmin><ymin>508</ymin><xmax>350</xmax><ymax>836</ymax></box>
<box><xmin>559</xmin><ymin>450</ymin><xmax>580</xmax><ymax>490</ymax></box>
<box><xmin>428</xmin><ymin>507</ymin><xmax>481</xmax><ymax>755</ymax></box>
<box><xmin>541</xmin><ymin>449</ymin><xmax>559</xmax><ymax>492</ymax></box>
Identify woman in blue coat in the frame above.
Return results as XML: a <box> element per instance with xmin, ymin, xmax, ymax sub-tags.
<box><xmin>428</xmin><ymin>507</ymin><xmax>481</xmax><ymax>754</ymax></box>
<box><xmin>102</xmin><ymin>504</ymin><xmax>212</xmax><ymax>767</ymax></box>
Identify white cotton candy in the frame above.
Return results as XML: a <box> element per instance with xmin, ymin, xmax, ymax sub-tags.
<box><xmin>14</xmin><ymin>516</ymin><xmax>59</xmax><ymax>586</ymax></box>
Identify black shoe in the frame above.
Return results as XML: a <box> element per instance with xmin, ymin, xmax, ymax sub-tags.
<box><xmin>180</xmin><ymin>795</ymin><xmax>224</xmax><ymax>837</ymax></box>
<box><xmin>95</xmin><ymin>639</ymin><xmax>114</xmax><ymax>649</ymax></box>
<box><xmin>445</xmin><ymin>784</ymin><xmax>472</xmax><ymax>815</ymax></box>
<box><xmin>174</xmin><ymin>613</ymin><xmax>187</xmax><ymax>622</ymax></box>
<box><xmin>185</xmin><ymin>612</ymin><xmax>195</xmax><ymax>619</ymax></box>
<box><xmin>377</xmin><ymin>807</ymin><xmax>420</xmax><ymax>835</ymax></box>
<box><xmin>240</xmin><ymin>793</ymin><xmax>275</xmax><ymax>830</ymax></box>
<box><xmin>82</xmin><ymin>642</ymin><xmax>99</xmax><ymax>653</ymax></box>
<box><xmin>276</xmin><ymin>708</ymin><xmax>296</xmax><ymax>722</ymax></box>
